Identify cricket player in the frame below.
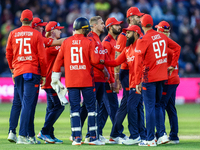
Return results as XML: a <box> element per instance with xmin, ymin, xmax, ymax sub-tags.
<box><xmin>134</xmin><ymin>14</ymin><xmax>181</xmax><ymax>146</ymax></box>
<box><xmin>37</xmin><ymin>21</ymin><xmax>65</xmax><ymax>144</ymax></box>
<box><xmin>155</xmin><ymin>21</ymin><xmax>180</xmax><ymax>144</ymax></box>
<box><xmin>52</xmin><ymin>17</ymin><xmax>104</xmax><ymax>145</ymax></box>
<box><xmin>7</xmin><ymin>17</ymin><xmax>66</xmax><ymax>144</ymax></box>
<box><xmin>98</xmin><ymin>17</ymin><xmax>123</xmax><ymax>139</ymax></box>
<box><xmin>79</xmin><ymin>16</ymin><xmax>109</xmax><ymax>143</ymax></box>
<box><xmin>100</xmin><ymin>25</ymin><xmax>145</xmax><ymax>145</ymax></box>
<box><xmin>110</xmin><ymin>7</ymin><xmax>146</xmax><ymax>143</ymax></box>
<box><xmin>6</xmin><ymin>9</ymin><xmax>46</xmax><ymax>144</ymax></box>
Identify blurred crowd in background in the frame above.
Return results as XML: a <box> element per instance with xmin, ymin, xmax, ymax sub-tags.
<box><xmin>0</xmin><ymin>0</ymin><xmax>200</xmax><ymax>77</ymax></box>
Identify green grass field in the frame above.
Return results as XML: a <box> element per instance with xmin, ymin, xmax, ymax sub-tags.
<box><xmin>0</xmin><ymin>103</ymin><xmax>200</xmax><ymax>150</ymax></box>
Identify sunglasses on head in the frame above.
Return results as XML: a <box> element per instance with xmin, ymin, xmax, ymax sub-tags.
<box><xmin>34</xmin><ymin>19</ymin><xmax>44</xmax><ymax>27</ymax></box>
<box><xmin>51</xmin><ymin>22</ymin><xmax>60</xmax><ymax>30</ymax></box>
<box><xmin>161</xmin><ymin>25</ymin><xmax>170</xmax><ymax>30</ymax></box>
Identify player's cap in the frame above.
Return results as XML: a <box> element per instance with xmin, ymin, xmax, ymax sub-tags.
<box><xmin>155</xmin><ymin>21</ymin><xmax>170</xmax><ymax>33</ymax></box>
<box><xmin>122</xmin><ymin>25</ymin><xmax>142</xmax><ymax>35</ymax></box>
<box><xmin>140</xmin><ymin>14</ymin><xmax>153</xmax><ymax>27</ymax></box>
<box><xmin>45</xmin><ymin>21</ymin><xmax>64</xmax><ymax>32</ymax></box>
<box><xmin>106</xmin><ymin>17</ymin><xmax>123</xmax><ymax>28</ymax></box>
<box><xmin>32</xmin><ymin>17</ymin><xmax>47</xmax><ymax>28</ymax></box>
<box><xmin>126</xmin><ymin>7</ymin><xmax>144</xmax><ymax>18</ymax></box>
<box><xmin>20</xmin><ymin>9</ymin><xmax>33</xmax><ymax>21</ymax></box>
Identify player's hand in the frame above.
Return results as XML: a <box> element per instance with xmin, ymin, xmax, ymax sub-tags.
<box><xmin>41</xmin><ymin>77</ymin><xmax>46</xmax><ymax>87</ymax></box>
<box><xmin>168</xmin><ymin>66</ymin><xmax>175</xmax><ymax>76</ymax></box>
<box><xmin>113</xmin><ymin>79</ymin><xmax>121</xmax><ymax>94</ymax></box>
<box><xmin>12</xmin><ymin>74</ymin><xmax>15</xmax><ymax>84</ymax></box>
<box><xmin>99</xmin><ymin>59</ymin><xmax>104</xmax><ymax>64</ymax></box>
<box><xmin>103</xmin><ymin>67</ymin><xmax>110</xmax><ymax>82</ymax></box>
<box><xmin>110</xmin><ymin>83</ymin><xmax>114</xmax><ymax>91</ymax></box>
<box><xmin>136</xmin><ymin>83</ymin><xmax>142</xmax><ymax>94</ymax></box>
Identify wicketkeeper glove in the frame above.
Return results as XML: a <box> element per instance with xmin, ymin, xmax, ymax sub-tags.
<box><xmin>51</xmin><ymin>72</ymin><xmax>68</xmax><ymax>106</ymax></box>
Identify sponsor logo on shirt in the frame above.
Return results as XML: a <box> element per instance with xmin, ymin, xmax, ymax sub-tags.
<box><xmin>135</xmin><ymin>48</ymin><xmax>141</xmax><ymax>53</ymax></box>
<box><xmin>115</xmin><ymin>45</ymin><xmax>120</xmax><ymax>49</ymax></box>
<box><xmin>127</xmin><ymin>56</ymin><xmax>135</xmax><ymax>62</ymax></box>
<box><xmin>156</xmin><ymin>58</ymin><xmax>167</xmax><ymax>65</ymax></box>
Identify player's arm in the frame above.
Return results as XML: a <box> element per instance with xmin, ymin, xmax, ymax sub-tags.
<box><xmin>51</xmin><ymin>38</ymin><xmax>66</xmax><ymax>46</ymax></box>
<box><xmin>101</xmin><ymin>50</ymin><xmax>126</xmax><ymax>67</ymax></box>
<box><xmin>167</xmin><ymin>38</ymin><xmax>181</xmax><ymax>67</ymax></box>
<box><xmin>134</xmin><ymin>39</ymin><xmax>147</xmax><ymax>94</ymax></box>
<box><xmin>89</xmin><ymin>40</ymin><xmax>100</xmax><ymax>65</ymax></box>
<box><xmin>167</xmin><ymin>38</ymin><xmax>181</xmax><ymax>74</ymax></box>
<box><xmin>5</xmin><ymin>32</ymin><xmax>14</xmax><ymax>71</ymax></box>
<box><xmin>115</xmin><ymin>32</ymin><xmax>127</xmax><ymax>75</ymax></box>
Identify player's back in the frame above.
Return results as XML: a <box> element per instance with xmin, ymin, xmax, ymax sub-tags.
<box><xmin>138</xmin><ymin>29</ymin><xmax>169</xmax><ymax>83</ymax></box>
<box><xmin>62</xmin><ymin>34</ymin><xmax>99</xmax><ymax>87</ymax></box>
<box><xmin>6</xmin><ymin>26</ymin><xmax>46</xmax><ymax>77</ymax></box>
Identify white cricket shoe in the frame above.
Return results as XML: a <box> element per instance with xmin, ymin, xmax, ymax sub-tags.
<box><xmin>99</xmin><ymin>135</ymin><xmax>109</xmax><ymax>143</ymax></box>
<box><xmin>84</xmin><ymin>137</ymin><xmax>90</xmax><ymax>144</ymax></box>
<box><xmin>168</xmin><ymin>140</ymin><xmax>179</xmax><ymax>144</ymax></box>
<box><xmin>109</xmin><ymin>137</ymin><xmax>125</xmax><ymax>144</ymax></box>
<box><xmin>28</xmin><ymin>136</ymin><xmax>41</xmax><ymax>144</ymax></box>
<box><xmin>69</xmin><ymin>136</ymin><xmax>73</xmax><ymax>142</ymax></box>
<box><xmin>157</xmin><ymin>133</ymin><xmax>169</xmax><ymax>145</ymax></box>
<box><xmin>7</xmin><ymin>130</ymin><xmax>17</xmax><ymax>143</ymax></box>
<box><xmin>72</xmin><ymin>138</ymin><xmax>82</xmax><ymax>145</ymax></box>
<box><xmin>16</xmin><ymin>135</ymin><xmax>33</xmax><ymax>144</ymax></box>
<box><xmin>138</xmin><ymin>139</ymin><xmax>157</xmax><ymax>146</ymax></box>
<box><xmin>89</xmin><ymin>139</ymin><xmax>105</xmax><ymax>145</ymax></box>
<box><xmin>122</xmin><ymin>136</ymin><xmax>141</xmax><ymax>145</ymax></box>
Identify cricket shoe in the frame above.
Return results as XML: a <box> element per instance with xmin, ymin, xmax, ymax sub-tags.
<box><xmin>72</xmin><ymin>137</ymin><xmax>82</xmax><ymax>145</ymax></box>
<box><xmin>84</xmin><ymin>137</ymin><xmax>90</xmax><ymax>144</ymax></box>
<box><xmin>37</xmin><ymin>131</ymin><xmax>55</xmax><ymax>143</ymax></box>
<box><xmin>28</xmin><ymin>136</ymin><xmax>41</xmax><ymax>144</ymax></box>
<box><xmin>138</xmin><ymin>139</ymin><xmax>157</xmax><ymax>146</ymax></box>
<box><xmin>69</xmin><ymin>136</ymin><xmax>73</xmax><ymax>142</ymax></box>
<box><xmin>7</xmin><ymin>130</ymin><xmax>17</xmax><ymax>143</ymax></box>
<box><xmin>157</xmin><ymin>133</ymin><xmax>169</xmax><ymax>145</ymax></box>
<box><xmin>168</xmin><ymin>137</ymin><xmax>179</xmax><ymax>144</ymax></box>
<box><xmin>89</xmin><ymin>138</ymin><xmax>105</xmax><ymax>145</ymax></box>
<box><xmin>109</xmin><ymin>137</ymin><xmax>126</xmax><ymax>144</ymax></box>
<box><xmin>99</xmin><ymin>135</ymin><xmax>109</xmax><ymax>143</ymax></box>
<box><xmin>168</xmin><ymin>140</ymin><xmax>179</xmax><ymax>144</ymax></box>
<box><xmin>44</xmin><ymin>138</ymin><xmax>63</xmax><ymax>144</ymax></box>
<box><xmin>16</xmin><ymin>135</ymin><xmax>33</xmax><ymax>144</ymax></box>
<box><xmin>122</xmin><ymin>136</ymin><xmax>141</xmax><ymax>145</ymax></box>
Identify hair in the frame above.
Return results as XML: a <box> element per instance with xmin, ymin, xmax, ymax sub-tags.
<box><xmin>126</xmin><ymin>16</ymin><xmax>134</xmax><ymax>24</ymax></box>
<box><xmin>45</xmin><ymin>31</ymin><xmax>52</xmax><ymax>38</ymax></box>
<box><xmin>22</xmin><ymin>20</ymin><xmax>32</xmax><ymax>25</ymax></box>
<box><xmin>89</xmin><ymin>16</ymin><xmax>102</xmax><ymax>26</ymax></box>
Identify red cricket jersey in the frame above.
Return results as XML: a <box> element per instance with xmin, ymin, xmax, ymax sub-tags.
<box><xmin>166</xmin><ymin>48</ymin><xmax>180</xmax><ymax>85</ymax></box>
<box><xmin>43</xmin><ymin>39</ymin><xmax>60</xmax><ymax>89</ymax></box>
<box><xmin>102</xmin><ymin>34</ymin><xmax>116</xmax><ymax>83</ymax></box>
<box><xmin>6</xmin><ymin>26</ymin><xmax>46</xmax><ymax>77</ymax></box>
<box><xmin>115</xmin><ymin>32</ymin><xmax>129</xmax><ymax>70</ymax></box>
<box><xmin>52</xmin><ymin>34</ymin><xmax>100</xmax><ymax>87</ymax></box>
<box><xmin>87</xmin><ymin>31</ymin><xmax>106</xmax><ymax>82</ymax></box>
<box><xmin>134</xmin><ymin>29</ymin><xmax>181</xmax><ymax>85</ymax></box>
<box><xmin>104</xmin><ymin>41</ymin><xmax>138</xmax><ymax>88</ymax></box>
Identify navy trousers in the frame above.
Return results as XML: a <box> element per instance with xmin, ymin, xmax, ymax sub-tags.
<box><xmin>68</xmin><ymin>87</ymin><xmax>97</xmax><ymax>138</ymax></box>
<box><xmin>142</xmin><ymin>81</ymin><xmax>165</xmax><ymax>141</ymax></box>
<box><xmin>80</xmin><ymin>82</ymin><xmax>105</xmax><ymax>138</ymax></box>
<box><xmin>41</xmin><ymin>88</ymin><xmax>65</xmax><ymax>138</ymax></box>
<box><xmin>160</xmin><ymin>84</ymin><xmax>179</xmax><ymax>140</ymax></box>
<box><xmin>9</xmin><ymin>85</ymin><xmax>21</xmax><ymax>134</ymax></box>
<box><xmin>110</xmin><ymin>69</ymin><xmax>129</xmax><ymax>138</ymax></box>
<box><xmin>127</xmin><ymin>88</ymin><xmax>146</xmax><ymax>139</ymax></box>
<box><xmin>98</xmin><ymin>82</ymin><xmax>118</xmax><ymax>136</ymax></box>
<box><xmin>15</xmin><ymin>74</ymin><xmax>40</xmax><ymax>137</ymax></box>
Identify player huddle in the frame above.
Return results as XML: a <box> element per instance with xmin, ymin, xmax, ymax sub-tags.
<box><xmin>6</xmin><ymin>7</ymin><xmax>181</xmax><ymax>146</ymax></box>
